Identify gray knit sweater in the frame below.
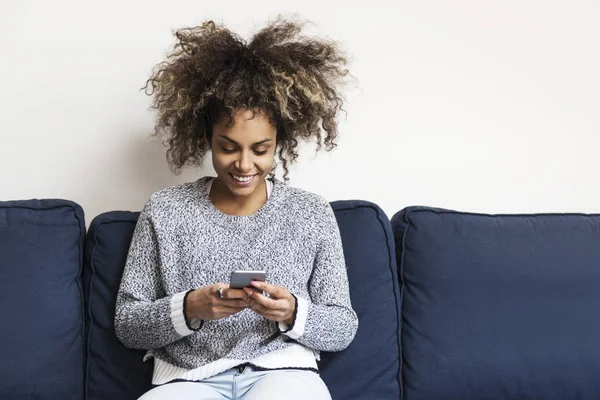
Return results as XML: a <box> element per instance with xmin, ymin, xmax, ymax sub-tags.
<box><xmin>114</xmin><ymin>176</ymin><xmax>358</xmax><ymax>383</ymax></box>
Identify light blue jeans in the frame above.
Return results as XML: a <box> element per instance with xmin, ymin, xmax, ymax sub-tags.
<box><xmin>138</xmin><ymin>365</ymin><xmax>332</xmax><ymax>400</ymax></box>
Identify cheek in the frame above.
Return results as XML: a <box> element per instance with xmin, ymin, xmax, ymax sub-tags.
<box><xmin>212</xmin><ymin>153</ymin><xmax>232</xmax><ymax>169</ymax></box>
<box><xmin>257</xmin><ymin>155</ymin><xmax>275</xmax><ymax>172</ymax></box>
<box><xmin>211</xmin><ymin>153</ymin><xmax>221</xmax><ymax>169</ymax></box>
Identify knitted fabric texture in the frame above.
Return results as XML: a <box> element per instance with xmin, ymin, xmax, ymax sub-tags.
<box><xmin>115</xmin><ymin>176</ymin><xmax>358</xmax><ymax>374</ymax></box>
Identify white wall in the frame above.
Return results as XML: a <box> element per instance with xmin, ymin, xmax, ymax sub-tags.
<box><xmin>1</xmin><ymin>0</ymin><xmax>599</xmax><ymax>224</ymax></box>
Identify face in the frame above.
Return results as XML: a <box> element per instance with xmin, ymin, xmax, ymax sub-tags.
<box><xmin>211</xmin><ymin>109</ymin><xmax>277</xmax><ymax>198</ymax></box>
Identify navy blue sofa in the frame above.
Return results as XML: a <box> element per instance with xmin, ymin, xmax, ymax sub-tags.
<box><xmin>1</xmin><ymin>199</ymin><xmax>599</xmax><ymax>399</ymax></box>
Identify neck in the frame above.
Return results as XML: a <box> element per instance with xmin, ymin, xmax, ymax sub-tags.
<box><xmin>209</xmin><ymin>177</ymin><xmax>268</xmax><ymax>216</ymax></box>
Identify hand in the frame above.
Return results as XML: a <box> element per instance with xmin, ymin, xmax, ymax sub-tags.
<box><xmin>243</xmin><ymin>281</ymin><xmax>296</xmax><ymax>325</ymax></box>
<box><xmin>185</xmin><ymin>283</ymin><xmax>251</xmax><ymax>321</ymax></box>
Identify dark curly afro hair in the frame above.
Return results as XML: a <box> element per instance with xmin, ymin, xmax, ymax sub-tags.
<box><xmin>143</xmin><ymin>15</ymin><xmax>351</xmax><ymax>181</ymax></box>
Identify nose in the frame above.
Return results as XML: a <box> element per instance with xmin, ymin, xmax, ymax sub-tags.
<box><xmin>235</xmin><ymin>151</ymin><xmax>253</xmax><ymax>173</ymax></box>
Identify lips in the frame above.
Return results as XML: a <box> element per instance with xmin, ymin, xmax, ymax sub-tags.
<box><xmin>229</xmin><ymin>173</ymin><xmax>257</xmax><ymax>186</ymax></box>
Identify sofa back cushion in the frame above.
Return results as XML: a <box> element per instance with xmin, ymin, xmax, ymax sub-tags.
<box><xmin>84</xmin><ymin>211</ymin><xmax>153</xmax><ymax>400</ymax></box>
<box><xmin>320</xmin><ymin>201</ymin><xmax>401</xmax><ymax>400</ymax></box>
<box><xmin>391</xmin><ymin>206</ymin><xmax>600</xmax><ymax>400</ymax></box>
<box><xmin>0</xmin><ymin>200</ymin><xmax>85</xmax><ymax>399</ymax></box>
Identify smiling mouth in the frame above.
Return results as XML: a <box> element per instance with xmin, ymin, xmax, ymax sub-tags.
<box><xmin>229</xmin><ymin>173</ymin><xmax>257</xmax><ymax>184</ymax></box>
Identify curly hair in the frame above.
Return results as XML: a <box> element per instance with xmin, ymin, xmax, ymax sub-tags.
<box><xmin>143</xmin><ymin>15</ymin><xmax>351</xmax><ymax>181</ymax></box>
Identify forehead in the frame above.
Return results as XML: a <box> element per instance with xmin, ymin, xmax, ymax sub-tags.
<box><xmin>214</xmin><ymin>109</ymin><xmax>276</xmax><ymax>141</ymax></box>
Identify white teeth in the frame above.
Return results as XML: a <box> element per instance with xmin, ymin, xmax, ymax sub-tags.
<box><xmin>232</xmin><ymin>175</ymin><xmax>254</xmax><ymax>182</ymax></box>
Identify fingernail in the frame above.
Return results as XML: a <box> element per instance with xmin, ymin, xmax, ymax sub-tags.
<box><xmin>251</xmin><ymin>281</ymin><xmax>260</xmax><ymax>287</ymax></box>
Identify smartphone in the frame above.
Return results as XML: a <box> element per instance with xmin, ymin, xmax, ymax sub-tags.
<box><xmin>230</xmin><ymin>270</ymin><xmax>266</xmax><ymax>291</ymax></box>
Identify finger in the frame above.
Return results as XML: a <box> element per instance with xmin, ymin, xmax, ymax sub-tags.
<box><xmin>212</xmin><ymin>283</ymin><xmax>247</xmax><ymax>300</ymax></box>
<box><xmin>250</xmin><ymin>281</ymin><xmax>287</xmax><ymax>298</ymax></box>
<box><xmin>217</xmin><ymin>307</ymin><xmax>247</xmax><ymax>319</ymax></box>
<box><xmin>245</xmin><ymin>289</ymin><xmax>281</xmax><ymax>309</ymax></box>
<box><xmin>249</xmin><ymin>302</ymin><xmax>269</xmax><ymax>315</ymax></box>
<box><xmin>219</xmin><ymin>299</ymin><xmax>250</xmax><ymax>309</ymax></box>
<box><xmin>211</xmin><ymin>283</ymin><xmax>227</xmax><ymax>298</ymax></box>
<box><xmin>249</xmin><ymin>303</ymin><xmax>283</xmax><ymax>320</ymax></box>
<box><xmin>219</xmin><ymin>287</ymin><xmax>249</xmax><ymax>300</ymax></box>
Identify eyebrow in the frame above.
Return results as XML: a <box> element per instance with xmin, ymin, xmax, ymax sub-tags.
<box><xmin>219</xmin><ymin>135</ymin><xmax>273</xmax><ymax>146</ymax></box>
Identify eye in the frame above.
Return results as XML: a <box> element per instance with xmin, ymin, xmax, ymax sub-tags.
<box><xmin>254</xmin><ymin>150</ymin><xmax>268</xmax><ymax>156</ymax></box>
<box><xmin>221</xmin><ymin>147</ymin><xmax>236</xmax><ymax>153</ymax></box>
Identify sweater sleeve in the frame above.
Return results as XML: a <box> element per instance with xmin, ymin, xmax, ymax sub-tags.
<box><xmin>114</xmin><ymin>200</ymin><xmax>200</xmax><ymax>350</ymax></box>
<box><xmin>278</xmin><ymin>201</ymin><xmax>358</xmax><ymax>352</ymax></box>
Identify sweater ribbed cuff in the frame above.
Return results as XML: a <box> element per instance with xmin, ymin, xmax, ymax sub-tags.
<box><xmin>170</xmin><ymin>290</ymin><xmax>202</xmax><ymax>336</ymax></box>
<box><xmin>278</xmin><ymin>294</ymin><xmax>307</xmax><ymax>339</ymax></box>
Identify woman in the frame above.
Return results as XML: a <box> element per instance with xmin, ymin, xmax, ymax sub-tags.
<box><xmin>115</xmin><ymin>16</ymin><xmax>358</xmax><ymax>400</ymax></box>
